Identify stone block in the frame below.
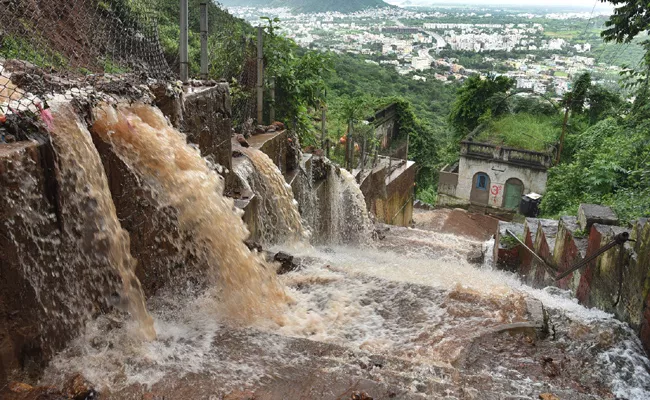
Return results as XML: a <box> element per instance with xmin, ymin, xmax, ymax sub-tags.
<box><xmin>495</xmin><ymin>221</ymin><xmax>524</xmax><ymax>270</ymax></box>
<box><xmin>150</xmin><ymin>82</ymin><xmax>183</xmax><ymax>128</ymax></box>
<box><xmin>0</xmin><ymin>141</ymin><xmax>55</xmax><ymax>385</ymax></box>
<box><xmin>183</xmin><ymin>84</ymin><xmax>233</xmax><ymax>189</ymax></box>
<box><xmin>553</xmin><ymin>216</ymin><xmax>588</xmax><ymax>292</ymax></box>
<box><xmin>247</xmin><ymin>131</ymin><xmax>288</xmax><ymax>174</ymax></box>
<box><xmin>578</xmin><ymin>204</ymin><xmax>618</xmax><ymax>232</ymax></box>
<box><xmin>90</xmin><ymin>128</ymin><xmax>197</xmax><ymax>297</ymax></box>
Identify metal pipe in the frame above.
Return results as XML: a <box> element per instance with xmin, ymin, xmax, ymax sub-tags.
<box><xmin>179</xmin><ymin>0</ymin><xmax>189</xmax><ymax>83</ymax></box>
<box><xmin>256</xmin><ymin>26</ymin><xmax>264</xmax><ymax>124</ymax></box>
<box><xmin>200</xmin><ymin>2</ymin><xmax>208</xmax><ymax>80</ymax></box>
<box><xmin>505</xmin><ymin>229</ymin><xmax>558</xmax><ymax>274</ymax></box>
<box><xmin>555</xmin><ymin>232</ymin><xmax>630</xmax><ymax>281</ymax></box>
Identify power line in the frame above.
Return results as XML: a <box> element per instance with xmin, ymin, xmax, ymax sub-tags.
<box><xmin>579</xmin><ymin>0</ymin><xmax>599</xmax><ymax>41</ymax></box>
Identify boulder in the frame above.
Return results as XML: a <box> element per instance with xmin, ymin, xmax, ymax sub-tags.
<box><xmin>274</xmin><ymin>251</ymin><xmax>300</xmax><ymax>275</ymax></box>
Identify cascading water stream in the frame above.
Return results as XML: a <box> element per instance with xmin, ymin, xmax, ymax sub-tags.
<box><xmin>14</xmin><ymin>104</ymin><xmax>648</xmax><ymax>399</ymax></box>
<box><xmin>1</xmin><ymin>103</ymin><xmax>155</xmax><ymax>340</ymax></box>
<box><xmin>233</xmin><ymin>147</ymin><xmax>307</xmax><ymax>245</ymax></box>
<box><xmin>91</xmin><ymin>103</ymin><xmax>286</xmax><ymax>322</ymax></box>
<box><xmin>327</xmin><ymin>167</ymin><xmax>373</xmax><ymax>245</ymax></box>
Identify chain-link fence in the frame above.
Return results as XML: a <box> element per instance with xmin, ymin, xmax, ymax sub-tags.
<box><xmin>229</xmin><ymin>38</ymin><xmax>258</xmax><ymax>135</ymax></box>
<box><xmin>1</xmin><ymin>0</ymin><xmax>172</xmax><ymax>114</ymax></box>
<box><xmin>1</xmin><ymin>0</ymin><xmax>263</xmax><ymax>135</ymax></box>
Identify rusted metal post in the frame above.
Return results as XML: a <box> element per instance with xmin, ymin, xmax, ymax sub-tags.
<box><xmin>200</xmin><ymin>2</ymin><xmax>208</xmax><ymax>80</ymax></box>
<box><xmin>256</xmin><ymin>26</ymin><xmax>264</xmax><ymax>124</ymax></box>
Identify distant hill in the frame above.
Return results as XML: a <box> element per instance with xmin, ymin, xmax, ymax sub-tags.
<box><xmin>219</xmin><ymin>0</ymin><xmax>391</xmax><ymax>13</ymax></box>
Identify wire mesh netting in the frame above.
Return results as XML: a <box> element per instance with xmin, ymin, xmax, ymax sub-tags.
<box><xmin>230</xmin><ymin>39</ymin><xmax>258</xmax><ymax>135</ymax></box>
<box><xmin>1</xmin><ymin>0</ymin><xmax>172</xmax><ymax>114</ymax></box>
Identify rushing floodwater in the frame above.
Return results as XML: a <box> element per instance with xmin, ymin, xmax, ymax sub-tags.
<box><xmin>43</xmin><ymin>241</ymin><xmax>650</xmax><ymax>399</ymax></box>
<box><xmin>25</xmin><ymin>102</ymin><xmax>650</xmax><ymax>399</ymax></box>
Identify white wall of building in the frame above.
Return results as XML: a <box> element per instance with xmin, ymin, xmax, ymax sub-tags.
<box><xmin>455</xmin><ymin>156</ymin><xmax>548</xmax><ymax>208</ymax></box>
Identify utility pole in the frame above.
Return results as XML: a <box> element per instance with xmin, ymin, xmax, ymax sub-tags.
<box><xmin>199</xmin><ymin>2</ymin><xmax>208</xmax><ymax>80</ymax></box>
<box><xmin>345</xmin><ymin>119</ymin><xmax>352</xmax><ymax>170</ymax></box>
<box><xmin>179</xmin><ymin>0</ymin><xmax>189</xmax><ymax>83</ymax></box>
<box><xmin>321</xmin><ymin>104</ymin><xmax>327</xmax><ymax>149</ymax></box>
<box><xmin>556</xmin><ymin>107</ymin><xmax>570</xmax><ymax>165</ymax></box>
<box><xmin>257</xmin><ymin>26</ymin><xmax>264</xmax><ymax>124</ymax></box>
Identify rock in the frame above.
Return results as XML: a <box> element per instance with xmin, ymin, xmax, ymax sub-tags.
<box><xmin>539</xmin><ymin>394</ymin><xmax>560</xmax><ymax>400</ymax></box>
<box><xmin>351</xmin><ymin>392</ymin><xmax>374</xmax><ymax>400</ymax></box>
<box><xmin>8</xmin><ymin>382</ymin><xmax>34</xmax><ymax>393</ymax></box>
<box><xmin>1</xmin><ymin>382</ymin><xmax>67</xmax><ymax>400</ymax></box>
<box><xmin>466</xmin><ymin>247</ymin><xmax>484</xmax><ymax>265</ymax></box>
<box><xmin>272</xmin><ymin>121</ymin><xmax>285</xmax><ymax>130</ymax></box>
<box><xmin>224</xmin><ymin>390</ymin><xmax>256</xmax><ymax>400</ymax></box>
<box><xmin>373</xmin><ymin>227</ymin><xmax>389</xmax><ymax>240</ymax></box>
<box><xmin>236</xmin><ymin>134</ymin><xmax>250</xmax><ymax>148</ymax></box>
<box><xmin>63</xmin><ymin>373</ymin><xmax>97</xmax><ymax>400</ymax></box>
<box><xmin>274</xmin><ymin>251</ymin><xmax>299</xmax><ymax>275</ymax></box>
<box><xmin>142</xmin><ymin>392</ymin><xmax>166</xmax><ymax>400</ymax></box>
<box><xmin>244</xmin><ymin>240</ymin><xmax>263</xmax><ymax>253</ymax></box>
<box><xmin>255</xmin><ymin>125</ymin><xmax>266</xmax><ymax>134</ymax></box>
<box><xmin>266</xmin><ymin>125</ymin><xmax>277</xmax><ymax>133</ymax></box>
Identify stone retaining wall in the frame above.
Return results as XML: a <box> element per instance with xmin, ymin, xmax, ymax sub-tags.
<box><xmin>495</xmin><ymin>204</ymin><xmax>650</xmax><ymax>354</ymax></box>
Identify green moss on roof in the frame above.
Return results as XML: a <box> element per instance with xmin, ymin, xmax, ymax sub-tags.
<box><xmin>473</xmin><ymin>113</ymin><xmax>560</xmax><ymax>153</ymax></box>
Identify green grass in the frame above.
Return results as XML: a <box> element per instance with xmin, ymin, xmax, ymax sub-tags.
<box><xmin>544</xmin><ymin>30</ymin><xmax>581</xmax><ymax>40</ymax></box>
<box><xmin>474</xmin><ymin>113</ymin><xmax>560</xmax><ymax>152</ymax></box>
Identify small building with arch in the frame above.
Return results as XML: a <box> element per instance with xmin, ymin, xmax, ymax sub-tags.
<box><xmin>437</xmin><ymin>130</ymin><xmax>555</xmax><ymax>211</ymax></box>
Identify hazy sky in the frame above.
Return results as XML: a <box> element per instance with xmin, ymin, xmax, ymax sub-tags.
<box><xmin>386</xmin><ymin>0</ymin><xmax>613</xmax><ymax>9</ymax></box>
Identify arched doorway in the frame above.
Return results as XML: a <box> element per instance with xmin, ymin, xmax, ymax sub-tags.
<box><xmin>470</xmin><ymin>172</ymin><xmax>490</xmax><ymax>205</ymax></box>
<box><xmin>503</xmin><ymin>178</ymin><xmax>524</xmax><ymax>210</ymax></box>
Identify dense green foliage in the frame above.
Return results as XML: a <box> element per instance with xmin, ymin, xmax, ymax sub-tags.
<box><xmin>448</xmin><ymin>75</ymin><xmax>514</xmax><ymax>139</ymax></box>
<box><xmin>323</xmin><ymin>53</ymin><xmax>459</xmax><ymax>192</ymax></box>
<box><xmin>541</xmin><ymin>117</ymin><xmax>650</xmax><ymax>223</ymax></box>
<box><xmin>539</xmin><ymin>2</ymin><xmax>650</xmax><ymax>223</ymax></box>
<box><xmin>157</xmin><ymin>0</ymin><xmax>254</xmax><ymax>80</ymax></box>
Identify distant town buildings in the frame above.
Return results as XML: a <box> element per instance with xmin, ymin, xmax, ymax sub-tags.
<box><xmin>226</xmin><ymin>5</ymin><xmax>619</xmax><ymax>99</ymax></box>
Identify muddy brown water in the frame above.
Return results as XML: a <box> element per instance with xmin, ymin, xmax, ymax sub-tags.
<box><xmin>6</xmin><ymin>102</ymin><xmax>649</xmax><ymax>400</ymax></box>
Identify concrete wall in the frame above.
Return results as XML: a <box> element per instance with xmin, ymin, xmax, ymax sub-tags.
<box><xmin>455</xmin><ymin>156</ymin><xmax>548</xmax><ymax>208</ymax></box>
<box><xmin>359</xmin><ymin>160</ymin><xmax>416</xmax><ymax>227</ymax></box>
<box><xmin>182</xmin><ymin>84</ymin><xmax>233</xmax><ymax>186</ymax></box>
<box><xmin>494</xmin><ymin>206</ymin><xmax>650</xmax><ymax>355</ymax></box>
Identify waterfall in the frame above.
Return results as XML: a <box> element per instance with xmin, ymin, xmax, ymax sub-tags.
<box><xmin>91</xmin><ymin>104</ymin><xmax>286</xmax><ymax>322</ymax></box>
<box><xmin>233</xmin><ymin>147</ymin><xmax>307</xmax><ymax>245</ymax></box>
<box><xmin>327</xmin><ymin>167</ymin><xmax>373</xmax><ymax>245</ymax></box>
<box><xmin>1</xmin><ymin>103</ymin><xmax>155</xmax><ymax>341</ymax></box>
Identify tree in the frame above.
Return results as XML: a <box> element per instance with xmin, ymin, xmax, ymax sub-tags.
<box><xmin>261</xmin><ymin>17</ymin><xmax>332</xmax><ymax>143</ymax></box>
<box><xmin>448</xmin><ymin>74</ymin><xmax>514</xmax><ymax>138</ymax></box>
<box><xmin>601</xmin><ymin>0</ymin><xmax>650</xmax><ymax>43</ymax></box>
